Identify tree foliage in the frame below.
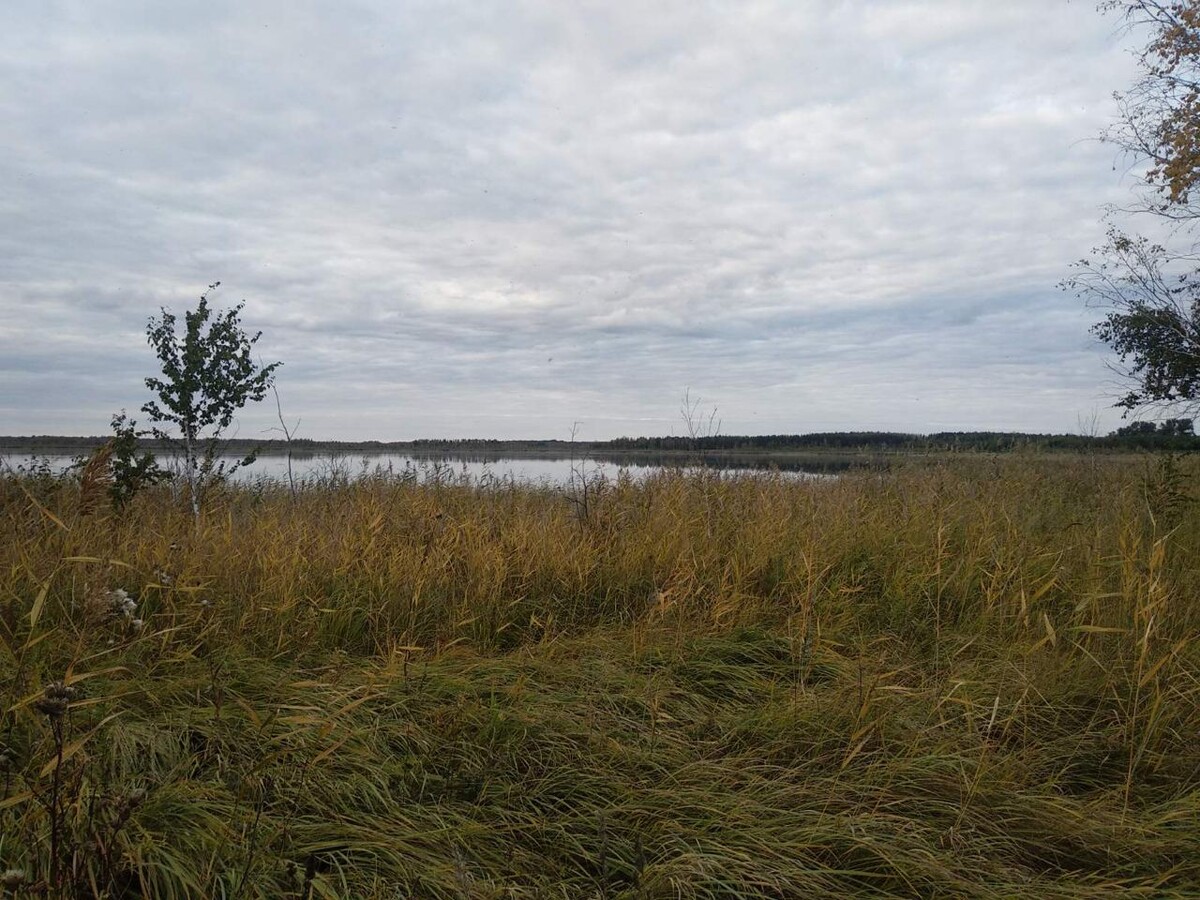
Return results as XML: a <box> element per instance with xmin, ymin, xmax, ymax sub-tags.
<box><xmin>107</xmin><ymin>411</ymin><xmax>166</xmax><ymax>510</ymax></box>
<box><xmin>142</xmin><ymin>282</ymin><xmax>281</xmax><ymax>515</ymax></box>
<box><xmin>1104</xmin><ymin>0</ymin><xmax>1200</xmax><ymax>213</ymax></box>
<box><xmin>1115</xmin><ymin>415</ymin><xmax>1194</xmax><ymax>434</ymax></box>
<box><xmin>1067</xmin><ymin>228</ymin><xmax>1200</xmax><ymax>411</ymax></box>
<box><xmin>1066</xmin><ymin>2</ymin><xmax>1200</xmax><ymax>416</ymax></box>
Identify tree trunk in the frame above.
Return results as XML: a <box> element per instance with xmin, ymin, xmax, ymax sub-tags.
<box><xmin>184</xmin><ymin>428</ymin><xmax>199</xmax><ymax>520</ymax></box>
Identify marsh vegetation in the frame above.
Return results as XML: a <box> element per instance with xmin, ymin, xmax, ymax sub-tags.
<box><xmin>1</xmin><ymin>454</ymin><xmax>1198</xmax><ymax>897</ymax></box>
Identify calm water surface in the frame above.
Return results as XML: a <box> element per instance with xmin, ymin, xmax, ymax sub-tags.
<box><xmin>3</xmin><ymin>451</ymin><xmax>840</xmax><ymax>487</ymax></box>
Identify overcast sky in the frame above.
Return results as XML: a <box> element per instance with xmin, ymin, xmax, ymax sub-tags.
<box><xmin>0</xmin><ymin>1</ymin><xmax>1152</xmax><ymax>440</ymax></box>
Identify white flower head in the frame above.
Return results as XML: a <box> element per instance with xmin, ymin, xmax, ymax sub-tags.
<box><xmin>107</xmin><ymin>588</ymin><xmax>137</xmax><ymax>619</ymax></box>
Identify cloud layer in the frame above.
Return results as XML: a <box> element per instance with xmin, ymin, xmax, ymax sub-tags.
<box><xmin>0</xmin><ymin>1</ymin><xmax>1146</xmax><ymax>439</ymax></box>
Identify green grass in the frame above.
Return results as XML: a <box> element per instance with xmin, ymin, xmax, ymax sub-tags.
<box><xmin>1</xmin><ymin>455</ymin><xmax>1198</xmax><ymax>897</ymax></box>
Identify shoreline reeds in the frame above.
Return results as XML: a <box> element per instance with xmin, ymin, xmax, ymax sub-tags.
<box><xmin>1</xmin><ymin>456</ymin><xmax>1197</xmax><ymax>897</ymax></box>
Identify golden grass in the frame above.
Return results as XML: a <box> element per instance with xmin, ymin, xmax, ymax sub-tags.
<box><xmin>1</xmin><ymin>455</ymin><xmax>1198</xmax><ymax>897</ymax></box>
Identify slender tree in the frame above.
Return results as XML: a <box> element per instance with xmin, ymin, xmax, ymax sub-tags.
<box><xmin>142</xmin><ymin>282</ymin><xmax>281</xmax><ymax>517</ymax></box>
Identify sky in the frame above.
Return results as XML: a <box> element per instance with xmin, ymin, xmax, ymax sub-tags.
<box><xmin>0</xmin><ymin>1</ymin><xmax>1155</xmax><ymax>441</ymax></box>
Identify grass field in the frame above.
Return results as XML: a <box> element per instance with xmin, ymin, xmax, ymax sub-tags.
<box><xmin>1</xmin><ymin>455</ymin><xmax>1198</xmax><ymax>897</ymax></box>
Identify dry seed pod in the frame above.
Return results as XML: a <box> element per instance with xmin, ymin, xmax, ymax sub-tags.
<box><xmin>33</xmin><ymin>681</ymin><xmax>79</xmax><ymax>719</ymax></box>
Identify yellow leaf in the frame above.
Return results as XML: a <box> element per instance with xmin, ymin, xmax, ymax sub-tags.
<box><xmin>840</xmin><ymin>732</ymin><xmax>874</xmax><ymax>771</ymax></box>
<box><xmin>234</xmin><ymin>697</ymin><xmax>263</xmax><ymax>730</ymax></box>
<box><xmin>19</xmin><ymin>483</ymin><xmax>68</xmax><ymax>531</ymax></box>
<box><xmin>1031</xmin><ymin>576</ymin><xmax>1058</xmax><ymax>603</ymax></box>
<box><xmin>29</xmin><ymin>579</ymin><xmax>50</xmax><ymax>629</ymax></box>
<box><xmin>1042</xmin><ymin>612</ymin><xmax>1057</xmax><ymax>647</ymax></box>
<box><xmin>0</xmin><ymin>791</ymin><xmax>33</xmax><ymax>810</ymax></box>
<box><xmin>65</xmin><ymin>667</ymin><xmax>130</xmax><ymax>686</ymax></box>
<box><xmin>1139</xmin><ymin>652</ymin><xmax>1176</xmax><ymax>688</ymax></box>
<box><xmin>310</xmin><ymin>735</ymin><xmax>352</xmax><ymax>767</ymax></box>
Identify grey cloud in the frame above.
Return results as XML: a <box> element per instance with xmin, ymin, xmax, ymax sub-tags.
<box><xmin>0</xmin><ymin>0</ymin><xmax>1146</xmax><ymax>439</ymax></box>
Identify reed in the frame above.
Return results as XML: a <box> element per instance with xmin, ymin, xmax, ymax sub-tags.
<box><xmin>0</xmin><ymin>455</ymin><xmax>1197</xmax><ymax>897</ymax></box>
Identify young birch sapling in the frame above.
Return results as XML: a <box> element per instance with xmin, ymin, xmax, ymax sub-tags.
<box><xmin>142</xmin><ymin>282</ymin><xmax>281</xmax><ymax>517</ymax></box>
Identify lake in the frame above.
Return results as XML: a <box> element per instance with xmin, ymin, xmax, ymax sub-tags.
<box><xmin>1</xmin><ymin>449</ymin><xmax>852</xmax><ymax>488</ymax></box>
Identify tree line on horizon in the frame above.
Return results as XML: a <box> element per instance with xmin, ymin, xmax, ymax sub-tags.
<box><xmin>5</xmin><ymin>422</ymin><xmax>1198</xmax><ymax>456</ymax></box>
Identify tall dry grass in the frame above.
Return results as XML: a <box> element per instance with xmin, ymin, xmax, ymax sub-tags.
<box><xmin>0</xmin><ymin>455</ymin><xmax>1198</xmax><ymax>897</ymax></box>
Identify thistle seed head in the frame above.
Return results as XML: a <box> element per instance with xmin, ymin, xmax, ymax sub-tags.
<box><xmin>108</xmin><ymin>587</ymin><xmax>137</xmax><ymax>619</ymax></box>
<box><xmin>1</xmin><ymin>869</ymin><xmax>28</xmax><ymax>889</ymax></box>
<box><xmin>34</xmin><ymin>680</ymin><xmax>79</xmax><ymax>718</ymax></box>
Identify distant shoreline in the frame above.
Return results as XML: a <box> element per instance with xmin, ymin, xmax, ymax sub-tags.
<box><xmin>2</xmin><ymin>429</ymin><xmax>1197</xmax><ymax>455</ymax></box>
